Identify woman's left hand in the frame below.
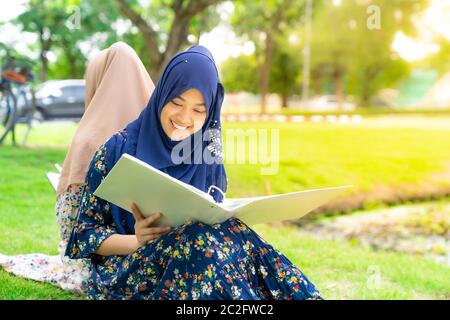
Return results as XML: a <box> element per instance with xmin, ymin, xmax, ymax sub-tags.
<box><xmin>130</xmin><ymin>202</ymin><xmax>172</xmax><ymax>246</ymax></box>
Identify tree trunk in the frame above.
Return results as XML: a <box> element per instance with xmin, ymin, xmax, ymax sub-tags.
<box><xmin>280</xmin><ymin>92</ymin><xmax>288</xmax><ymax>108</ymax></box>
<box><xmin>361</xmin><ymin>78</ymin><xmax>371</xmax><ymax>107</ymax></box>
<box><xmin>61</xmin><ymin>37</ymin><xmax>79</xmax><ymax>78</ymax></box>
<box><xmin>115</xmin><ymin>0</ymin><xmax>224</xmax><ymax>82</ymax></box>
<box><xmin>312</xmin><ymin>66</ymin><xmax>322</xmax><ymax>96</ymax></box>
<box><xmin>260</xmin><ymin>32</ymin><xmax>274</xmax><ymax>114</ymax></box>
<box><xmin>333</xmin><ymin>68</ymin><xmax>344</xmax><ymax>111</ymax></box>
<box><xmin>39</xmin><ymin>51</ymin><xmax>48</xmax><ymax>82</ymax></box>
<box><xmin>38</xmin><ymin>29</ymin><xmax>51</xmax><ymax>82</ymax></box>
<box><xmin>68</xmin><ymin>54</ymin><xmax>78</xmax><ymax>78</ymax></box>
<box><xmin>280</xmin><ymin>69</ymin><xmax>290</xmax><ymax>108</ymax></box>
<box><xmin>360</xmin><ymin>66</ymin><xmax>380</xmax><ymax>107</ymax></box>
<box><xmin>142</xmin><ymin>36</ymin><xmax>163</xmax><ymax>82</ymax></box>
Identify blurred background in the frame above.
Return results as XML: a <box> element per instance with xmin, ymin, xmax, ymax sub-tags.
<box><xmin>0</xmin><ymin>0</ymin><xmax>449</xmax><ymax>299</ymax></box>
<box><xmin>1</xmin><ymin>0</ymin><xmax>449</xmax><ymax>114</ymax></box>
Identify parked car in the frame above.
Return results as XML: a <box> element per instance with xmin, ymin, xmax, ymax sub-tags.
<box><xmin>34</xmin><ymin>79</ymin><xmax>85</xmax><ymax>120</ymax></box>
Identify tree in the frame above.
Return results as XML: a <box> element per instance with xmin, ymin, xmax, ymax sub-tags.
<box><xmin>220</xmin><ymin>33</ymin><xmax>302</xmax><ymax>108</ymax></box>
<box><xmin>420</xmin><ymin>37</ymin><xmax>450</xmax><ymax>76</ymax></box>
<box><xmin>220</xmin><ymin>54</ymin><xmax>259</xmax><ymax>94</ymax></box>
<box><xmin>54</xmin><ymin>1</ymin><xmax>120</xmax><ymax>78</ymax></box>
<box><xmin>14</xmin><ymin>0</ymin><xmax>118</xmax><ymax>81</ymax></box>
<box><xmin>269</xmin><ymin>33</ymin><xmax>303</xmax><ymax>108</ymax></box>
<box><xmin>114</xmin><ymin>0</ymin><xmax>224</xmax><ymax>81</ymax></box>
<box><xmin>15</xmin><ymin>0</ymin><xmax>69</xmax><ymax>81</ymax></box>
<box><xmin>308</xmin><ymin>0</ymin><xmax>428</xmax><ymax>107</ymax></box>
<box><xmin>231</xmin><ymin>0</ymin><xmax>308</xmax><ymax>113</ymax></box>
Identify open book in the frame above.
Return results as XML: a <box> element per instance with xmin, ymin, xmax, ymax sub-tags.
<box><xmin>46</xmin><ymin>164</ymin><xmax>62</xmax><ymax>191</ymax></box>
<box><xmin>93</xmin><ymin>153</ymin><xmax>352</xmax><ymax>227</ymax></box>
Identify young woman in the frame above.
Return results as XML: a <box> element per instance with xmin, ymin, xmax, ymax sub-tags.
<box><xmin>65</xmin><ymin>45</ymin><xmax>322</xmax><ymax>300</ymax></box>
<box><xmin>0</xmin><ymin>42</ymin><xmax>155</xmax><ymax>292</ymax></box>
<box><xmin>54</xmin><ymin>41</ymin><xmax>155</xmax><ymax>291</ymax></box>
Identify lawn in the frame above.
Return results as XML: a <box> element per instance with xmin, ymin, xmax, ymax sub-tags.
<box><xmin>0</xmin><ymin>117</ymin><xmax>449</xmax><ymax>299</ymax></box>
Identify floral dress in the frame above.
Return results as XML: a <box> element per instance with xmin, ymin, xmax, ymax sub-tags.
<box><xmin>65</xmin><ymin>130</ymin><xmax>322</xmax><ymax>300</ymax></box>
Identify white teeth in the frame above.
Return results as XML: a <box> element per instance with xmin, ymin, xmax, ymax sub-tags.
<box><xmin>172</xmin><ymin>120</ymin><xmax>187</xmax><ymax>130</ymax></box>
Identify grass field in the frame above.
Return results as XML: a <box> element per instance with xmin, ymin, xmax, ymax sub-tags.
<box><xmin>222</xmin><ymin>105</ymin><xmax>450</xmax><ymax>117</ymax></box>
<box><xmin>0</xmin><ymin>116</ymin><xmax>449</xmax><ymax>299</ymax></box>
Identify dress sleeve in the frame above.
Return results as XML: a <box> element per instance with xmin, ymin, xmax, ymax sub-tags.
<box><xmin>64</xmin><ymin>142</ymin><xmax>117</xmax><ymax>259</ymax></box>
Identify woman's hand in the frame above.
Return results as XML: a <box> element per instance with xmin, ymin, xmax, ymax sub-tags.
<box><xmin>131</xmin><ymin>202</ymin><xmax>172</xmax><ymax>247</ymax></box>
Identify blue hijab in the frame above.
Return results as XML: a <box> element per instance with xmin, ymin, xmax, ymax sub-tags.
<box><xmin>105</xmin><ymin>45</ymin><xmax>227</xmax><ymax>234</ymax></box>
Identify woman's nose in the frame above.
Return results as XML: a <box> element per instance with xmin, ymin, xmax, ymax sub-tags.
<box><xmin>176</xmin><ymin>108</ymin><xmax>192</xmax><ymax>125</ymax></box>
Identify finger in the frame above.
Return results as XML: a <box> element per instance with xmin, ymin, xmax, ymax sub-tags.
<box><xmin>140</xmin><ymin>230</ymin><xmax>171</xmax><ymax>243</ymax></box>
<box><xmin>140</xmin><ymin>226</ymin><xmax>171</xmax><ymax>236</ymax></box>
<box><xmin>141</xmin><ymin>234</ymin><xmax>160</xmax><ymax>243</ymax></box>
<box><xmin>151</xmin><ymin>226</ymin><xmax>172</xmax><ymax>234</ymax></box>
<box><xmin>130</xmin><ymin>202</ymin><xmax>145</xmax><ymax>222</ymax></box>
<box><xmin>139</xmin><ymin>228</ymin><xmax>156</xmax><ymax>237</ymax></box>
<box><xmin>142</xmin><ymin>212</ymin><xmax>163</xmax><ymax>227</ymax></box>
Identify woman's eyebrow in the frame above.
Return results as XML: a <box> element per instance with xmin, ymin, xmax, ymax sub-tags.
<box><xmin>175</xmin><ymin>95</ymin><xmax>206</xmax><ymax>107</ymax></box>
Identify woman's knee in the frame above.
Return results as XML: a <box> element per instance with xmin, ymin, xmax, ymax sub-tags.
<box><xmin>177</xmin><ymin>218</ymin><xmax>246</xmax><ymax>235</ymax></box>
<box><xmin>176</xmin><ymin>220</ymin><xmax>213</xmax><ymax>237</ymax></box>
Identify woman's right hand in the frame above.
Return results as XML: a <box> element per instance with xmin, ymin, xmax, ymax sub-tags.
<box><xmin>131</xmin><ymin>202</ymin><xmax>172</xmax><ymax>247</ymax></box>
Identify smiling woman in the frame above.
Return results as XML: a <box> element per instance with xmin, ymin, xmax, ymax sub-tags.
<box><xmin>58</xmin><ymin>43</ymin><xmax>323</xmax><ymax>300</ymax></box>
<box><xmin>160</xmin><ymin>88</ymin><xmax>207</xmax><ymax>141</ymax></box>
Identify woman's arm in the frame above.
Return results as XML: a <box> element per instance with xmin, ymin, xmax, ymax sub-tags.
<box><xmin>65</xmin><ymin>134</ymin><xmax>172</xmax><ymax>259</ymax></box>
<box><xmin>94</xmin><ymin>234</ymin><xmax>140</xmax><ymax>256</ymax></box>
<box><xmin>95</xmin><ymin>203</ymin><xmax>172</xmax><ymax>256</ymax></box>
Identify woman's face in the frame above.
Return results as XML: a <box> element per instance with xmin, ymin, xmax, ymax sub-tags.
<box><xmin>160</xmin><ymin>88</ymin><xmax>207</xmax><ymax>141</ymax></box>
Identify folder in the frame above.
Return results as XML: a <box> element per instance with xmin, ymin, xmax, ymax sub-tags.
<box><xmin>93</xmin><ymin>153</ymin><xmax>352</xmax><ymax>227</ymax></box>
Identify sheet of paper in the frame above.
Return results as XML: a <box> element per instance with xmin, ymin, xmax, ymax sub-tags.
<box><xmin>93</xmin><ymin>154</ymin><xmax>227</xmax><ymax>228</ymax></box>
<box><xmin>233</xmin><ymin>186</ymin><xmax>352</xmax><ymax>225</ymax></box>
<box><xmin>46</xmin><ymin>172</ymin><xmax>60</xmax><ymax>191</ymax></box>
<box><xmin>93</xmin><ymin>153</ymin><xmax>352</xmax><ymax>228</ymax></box>
<box><xmin>55</xmin><ymin>163</ymin><xmax>62</xmax><ymax>173</ymax></box>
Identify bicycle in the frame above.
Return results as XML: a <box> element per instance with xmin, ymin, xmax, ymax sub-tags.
<box><xmin>0</xmin><ymin>42</ymin><xmax>37</xmax><ymax>145</ymax></box>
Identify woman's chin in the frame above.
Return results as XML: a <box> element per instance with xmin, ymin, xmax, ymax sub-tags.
<box><xmin>168</xmin><ymin>130</ymin><xmax>191</xmax><ymax>141</ymax></box>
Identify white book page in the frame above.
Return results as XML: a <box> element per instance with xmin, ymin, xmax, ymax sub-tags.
<box><xmin>92</xmin><ymin>153</ymin><xmax>352</xmax><ymax>227</ymax></box>
<box><xmin>94</xmin><ymin>154</ymin><xmax>227</xmax><ymax>228</ymax></box>
<box><xmin>46</xmin><ymin>172</ymin><xmax>60</xmax><ymax>191</ymax></box>
<box><xmin>219</xmin><ymin>197</ymin><xmax>254</xmax><ymax>211</ymax></box>
<box><xmin>55</xmin><ymin>163</ymin><xmax>62</xmax><ymax>173</ymax></box>
<box><xmin>233</xmin><ymin>186</ymin><xmax>352</xmax><ymax>225</ymax></box>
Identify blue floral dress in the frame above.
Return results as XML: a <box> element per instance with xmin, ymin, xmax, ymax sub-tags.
<box><xmin>65</xmin><ymin>130</ymin><xmax>322</xmax><ymax>300</ymax></box>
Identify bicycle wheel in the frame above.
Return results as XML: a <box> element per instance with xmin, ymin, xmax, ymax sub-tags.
<box><xmin>0</xmin><ymin>87</ymin><xmax>17</xmax><ymax>143</ymax></box>
<box><xmin>15</xmin><ymin>86</ymin><xmax>37</xmax><ymax>146</ymax></box>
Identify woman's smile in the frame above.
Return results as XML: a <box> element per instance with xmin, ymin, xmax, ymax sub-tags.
<box><xmin>160</xmin><ymin>88</ymin><xmax>207</xmax><ymax>141</ymax></box>
<box><xmin>170</xmin><ymin>119</ymin><xmax>191</xmax><ymax>131</ymax></box>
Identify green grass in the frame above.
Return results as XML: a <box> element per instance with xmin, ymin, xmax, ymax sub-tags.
<box><xmin>223</xmin><ymin>105</ymin><xmax>450</xmax><ymax>117</ymax></box>
<box><xmin>0</xmin><ymin>270</ymin><xmax>83</xmax><ymax>300</ymax></box>
<box><xmin>278</xmin><ymin>107</ymin><xmax>450</xmax><ymax>117</ymax></box>
<box><xmin>253</xmin><ymin>224</ymin><xmax>450</xmax><ymax>299</ymax></box>
<box><xmin>224</xmin><ymin>121</ymin><xmax>449</xmax><ymax>193</ymax></box>
<box><xmin>223</xmin><ymin>118</ymin><xmax>450</xmax><ymax>219</ymax></box>
<box><xmin>1</xmin><ymin>117</ymin><xmax>449</xmax><ymax>299</ymax></box>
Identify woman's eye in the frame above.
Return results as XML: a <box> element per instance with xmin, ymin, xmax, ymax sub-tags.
<box><xmin>172</xmin><ymin>101</ymin><xmax>182</xmax><ymax>107</ymax></box>
<box><xmin>194</xmin><ymin>109</ymin><xmax>206</xmax><ymax>114</ymax></box>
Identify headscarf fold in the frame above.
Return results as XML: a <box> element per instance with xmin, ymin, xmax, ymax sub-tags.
<box><xmin>56</xmin><ymin>42</ymin><xmax>155</xmax><ymax>197</ymax></box>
